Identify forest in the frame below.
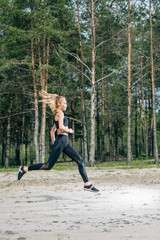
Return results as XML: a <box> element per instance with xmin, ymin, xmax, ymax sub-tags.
<box><xmin>0</xmin><ymin>0</ymin><xmax>160</xmax><ymax>168</ymax></box>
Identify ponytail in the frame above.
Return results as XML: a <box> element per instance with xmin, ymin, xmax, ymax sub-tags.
<box><xmin>39</xmin><ymin>90</ymin><xmax>64</xmax><ymax>114</ymax></box>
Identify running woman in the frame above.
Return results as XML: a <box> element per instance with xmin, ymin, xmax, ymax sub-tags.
<box><xmin>17</xmin><ymin>91</ymin><xmax>99</xmax><ymax>192</ymax></box>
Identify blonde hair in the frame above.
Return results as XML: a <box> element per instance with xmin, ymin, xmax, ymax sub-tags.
<box><xmin>39</xmin><ymin>90</ymin><xmax>65</xmax><ymax>114</ymax></box>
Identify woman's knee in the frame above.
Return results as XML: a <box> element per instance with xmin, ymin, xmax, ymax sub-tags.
<box><xmin>77</xmin><ymin>157</ymin><xmax>85</xmax><ymax>167</ymax></box>
<box><xmin>40</xmin><ymin>163</ymin><xmax>52</xmax><ymax>170</ymax></box>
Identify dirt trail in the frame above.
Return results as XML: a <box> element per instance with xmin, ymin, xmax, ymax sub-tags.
<box><xmin>0</xmin><ymin>167</ymin><xmax>160</xmax><ymax>240</ymax></box>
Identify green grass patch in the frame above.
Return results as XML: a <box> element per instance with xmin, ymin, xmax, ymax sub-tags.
<box><xmin>0</xmin><ymin>167</ymin><xmax>20</xmax><ymax>173</ymax></box>
<box><xmin>95</xmin><ymin>159</ymin><xmax>159</xmax><ymax>170</ymax></box>
<box><xmin>0</xmin><ymin>159</ymin><xmax>159</xmax><ymax>172</ymax></box>
<box><xmin>5</xmin><ymin>183</ymin><xmax>12</xmax><ymax>187</ymax></box>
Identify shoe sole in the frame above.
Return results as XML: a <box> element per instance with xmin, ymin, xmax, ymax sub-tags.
<box><xmin>84</xmin><ymin>188</ymin><xmax>99</xmax><ymax>192</ymax></box>
<box><xmin>17</xmin><ymin>166</ymin><xmax>22</xmax><ymax>180</ymax></box>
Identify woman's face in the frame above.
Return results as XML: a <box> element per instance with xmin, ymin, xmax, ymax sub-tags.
<box><xmin>59</xmin><ymin>98</ymin><xmax>67</xmax><ymax>111</ymax></box>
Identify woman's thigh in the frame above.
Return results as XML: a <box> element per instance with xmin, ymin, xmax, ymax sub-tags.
<box><xmin>63</xmin><ymin>144</ymin><xmax>82</xmax><ymax>164</ymax></box>
<box><xmin>47</xmin><ymin>137</ymin><xmax>63</xmax><ymax>168</ymax></box>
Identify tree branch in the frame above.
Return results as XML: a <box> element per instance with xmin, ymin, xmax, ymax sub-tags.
<box><xmin>95</xmin><ymin>0</ymin><xmax>116</xmax><ymax>26</ymax></box>
<box><xmin>59</xmin><ymin>45</ymin><xmax>92</xmax><ymax>74</ymax></box>
<box><xmin>115</xmin><ymin>51</ymin><xmax>128</xmax><ymax>80</ymax></box>
<box><xmin>131</xmin><ymin>62</ymin><xmax>151</xmax><ymax>82</ymax></box>
<box><xmin>95</xmin><ymin>64</ymin><xmax>128</xmax><ymax>84</ymax></box>
<box><xmin>94</xmin><ymin>0</ymin><xmax>104</xmax><ymax>10</ymax></box>
<box><xmin>95</xmin><ymin>43</ymin><xmax>114</xmax><ymax>62</ymax></box>
<box><xmin>131</xmin><ymin>72</ymin><xmax>148</xmax><ymax>88</ymax></box>
<box><xmin>53</xmin><ymin>45</ymin><xmax>91</xmax><ymax>83</ymax></box>
<box><xmin>95</xmin><ymin>29</ymin><xmax>124</xmax><ymax>49</ymax></box>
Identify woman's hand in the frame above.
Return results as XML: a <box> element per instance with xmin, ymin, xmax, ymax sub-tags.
<box><xmin>68</xmin><ymin>128</ymin><xmax>74</xmax><ymax>134</ymax></box>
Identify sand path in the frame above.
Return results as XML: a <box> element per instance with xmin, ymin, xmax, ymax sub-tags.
<box><xmin>0</xmin><ymin>167</ymin><xmax>160</xmax><ymax>240</ymax></box>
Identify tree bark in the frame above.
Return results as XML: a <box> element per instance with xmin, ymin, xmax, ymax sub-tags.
<box><xmin>20</xmin><ymin>104</ymin><xmax>25</xmax><ymax>166</ymax></box>
<box><xmin>5</xmin><ymin>115</ymin><xmax>10</xmax><ymax>168</ymax></box>
<box><xmin>24</xmin><ymin>121</ymin><xmax>27</xmax><ymax>165</ymax></box>
<box><xmin>101</xmin><ymin>62</ymin><xmax>105</xmax><ymax>162</ymax></box>
<box><xmin>2</xmin><ymin>119</ymin><xmax>6</xmax><ymax>166</ymax></box>
<box><xmin>139</xmin><ymin>56</ymin><xmax>144</xmax><ymax>156</ymax></box>
<box><xmin>31</xmin><ymin>19</ymin><xmax>39</xmax><ymax>163</ymax></box>
<box><xmin>135</xmin><ymin>82</ymin><xmax>138</xmax><ymax>158</ymax></box>
<box><xmin>114</xmin><ymin>71</ymin><xmax>119</xmax><ymax>161</ymax></box>
<box><xmin>96</xmin><ymin>85</ymin><xmax>100</xmax><ymax>159</ymax></box>
<box><xmin>144</xmin><ymin>87</ymin><xmax>148</xmax><ymax>159</ymax></box>
<box><xmin>38</xmin><ymin>31</ymin><xmax>46</xmax><ymax>163</ymax></box>
<box><xmin>77</xmin><ymin>0</ymin><xmax>88</xmax><ymax>164</ymax></box>
<box><xmin>127</xmin><ymin>0</ymin><xmax>132</xmax><ymax>165</ymax></box>
<box><xmin>71</xmin><ymin>100</ymin><xmax>75</xmax><ymax>148</ymax></box>
<box><xmin>40</xmin><ymin>30</ymin><xmax>47</xmax><ymax>163</ymax></box>
<box><xmin>89</xmin><ymin>0</ymin><xmax>96</xmax><ymax>166</ymax></box>
<box><xmin>30</xmin><ymin>117</ymin><xmax>34</xmax><ymax>165</ymax></box>
<box><xmin>149</xmin><ymin>0</ymin><xmax>159</xmax><ymax>164</ymax></box>
<box><xmin>5</xmin><ymin>99</ymin><xmax>12</xmax><ymax>168</ymax></box>
<box><xmin>25</xmin><ymin>133</ymin><xmax>27</xmax><ymax>165</ymax></box>
<box><xmin>148</xmin><ymin>96</ymin><xmax>153</xmax><ymax>156</ymax></box>
<box><xmin>106</xmin><ymin>79</ymin><xmax>113</xmax><ymax>160</ymax></box>
<box><xmin>15</xmin><ymin>117</ymin><xmax>20</xmax><ymax>165</ymax></box>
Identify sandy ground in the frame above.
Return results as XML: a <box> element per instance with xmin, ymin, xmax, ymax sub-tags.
<box><xmin>0</xmin><ymin>166</ymin><xmax>160</xmax><ymax>240</ymax></box>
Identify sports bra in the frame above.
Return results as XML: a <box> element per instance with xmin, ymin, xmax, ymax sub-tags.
<box><xmin>54</xmin><ymin>112</ymin><xmax>68</xmax><ymax>129</ymax></box>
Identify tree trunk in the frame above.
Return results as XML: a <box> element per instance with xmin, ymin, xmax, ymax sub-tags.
<box><xmin>5</xmin><ymin>99</ymin><xmax>12</xmax><ymax>168</ymax></box>
<box><xmin>148</xmin><ymin>97</ymin><xmax>153</xmax><ymax>156</ymax></box>
<box><xmin>96</xmin><ymin>85</ymin><xmax>100</xmax><ymax>159</ymax></box>
<box><xmin>140</xmin><ymin>56</ymin><xmax>144</xmax><ymax>156</ymax></box>
<box><xmin>101</xmin><ymin>63</ymin><xmax>105</xmax><ymax>162</ymax></box>
<box><xmin>89</xmin><ymin>0</ymin><xmax>96</xmax><ymax>166</ymax></box>
<box><xmin>40</xmin><ymin>31</ymin><xmax>47</xmax><ymax>163</ymax></box>
<box><xmin>144</xmin><ymin>87</ymin><xmax>149</xmax><ymax>159</ymax></box>
<box><xmin>106</xmin><ymin>79</ymin><xmax>113</xmax><ymax>160</ymax></box>
<box><xmin>77</xmin><ymin>0</ymin><xmax>88</xmax><ymax>164</ymax></box>
<box><xmin>120</xmin><ymin>128</ymin><xmax>124</xmax><ymax>156</ymax></box>
<box><xmin>5</xmin><ymin>115</ymin><xmax>10</xmax><ymax>168</ymax></box>
<box><xmin>24</xmin><ymin>128</ymin><xmax>27</xmax><ymax>165</ymax></box>
<box><xmin>71</xmin><ymin>100</ymin><xmax>75</xmax><ymax>148</ymax></box>
<box><xmin>30</xmin><ymin>117</ymin><xmax>34</xmax><ymax>165</ymax></box>
<box><xmin>2</xmin><ymin>119</ymin><xmax>6</xmax><ymax>166</ymax></box>
<box><xmin>39</xmin><ymin>35</ymin><xmax>49</xmax><ymax>163</ymax></box>
<box><xmin>38</xmin><ymin>31</ymin><xmax>47</xmax><ymax>163</ymax></box>
<box><xmin>135</xmin><ymin>83</ymin><xmax>138</xmax><ymax>158</ymax></box>
<box><xmin>127</xmin><ymin>0</ymin><xmax>132</xmax><ymax>165</ymax></box>
<box><xmin>46</xmin><ymin>37</ymin><xmax>50</xmax><ymax>86</ymax></box>
<box><xmin>15</xmin><ymin>117</ymin><xmax>20</xmax><ymax>165</ymax></box>
<box><xmin>114</xmin><ymin>71</ymin><xmax>119</xmax><ymax>161</ymax></box>
<box><xmin>31</xmin><ymin>19</ymin><xmax>39</xmax><ymax>163</ymax></box>
<box><xmin>149</xmin><ymin>0</ymin><xmax>159</xmax><ymax>164</ymax></box>
<box><xmin>114</xmin><ymin>112</ymin><xmax>119</xmax><ymax>161</ymax></box>
<box><xmin>20</xmin><ymin>104</ymin><xmax>25</xmax><ymax>166</ymax></box>
<box><xmin>40</xmin><ymin>103</ymin><xmax>46</xmax><ymax>163</ymax></box>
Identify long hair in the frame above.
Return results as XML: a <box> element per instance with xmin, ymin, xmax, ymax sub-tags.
<box><xmin>39</xmin><ymin>90</ymin><xmax>65</xmax><ymax>114</ymax></box>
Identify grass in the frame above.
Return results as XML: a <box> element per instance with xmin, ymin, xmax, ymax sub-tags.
<box><xmin>5</xmin><ymin>183</ymin><xmax>12</xmax><ymax>187</ymax></box>
<box><xmin>0</xmin><ymin>159</ymin><xmax>159</xmax><ymax>173</ymax></box>
<box><xmin>95</xmin><ymin>159</ymin><xmax>160</xmax><ymax>170</ymax></box>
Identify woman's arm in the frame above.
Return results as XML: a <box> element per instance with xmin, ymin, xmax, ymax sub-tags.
<box><xmin>58</xmin><ymin>111</ymin><xmax>74</xmax><ymax>133</ymax></box>
<box><xmin>50</xmin><ymin>124</ymin><xmax>57</xmax><ymax>144</ymax></box>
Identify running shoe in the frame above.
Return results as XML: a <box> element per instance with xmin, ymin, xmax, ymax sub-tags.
<box><xmin>84</xmin><ymin>184</ymin><xmax>99</xmax><ymax>192</ymax></box>
<box><xmin>17</xmin><ymin>166</ymin><xmax>26</xmax><ymax>180</ymax></box>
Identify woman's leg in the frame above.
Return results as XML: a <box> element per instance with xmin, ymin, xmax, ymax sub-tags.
<box><xmin>18</xmin><ymin>137</ymin><xmax>63</xmax><ymax>180</ymax></box>
<box><xmin>63</xmin><ymin>144</ymin><xmax>89</xmax><ymax>183</ymax></box>
<box><xmin>29</xmin><ymin>137</ymin><xmax>63</xmax><ymax>171</ymax></box>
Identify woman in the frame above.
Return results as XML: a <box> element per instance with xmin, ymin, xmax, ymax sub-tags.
<box><xmin>18</xmin><ymin>91</ymin><xmax>99</xmax><ymax>192</ymax></box>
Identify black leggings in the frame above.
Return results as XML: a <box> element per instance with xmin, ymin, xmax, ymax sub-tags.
<box><xmin>28</xmin><ymin>135</ymin><xmax>89</xmax><ymax>183</ymax></box>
